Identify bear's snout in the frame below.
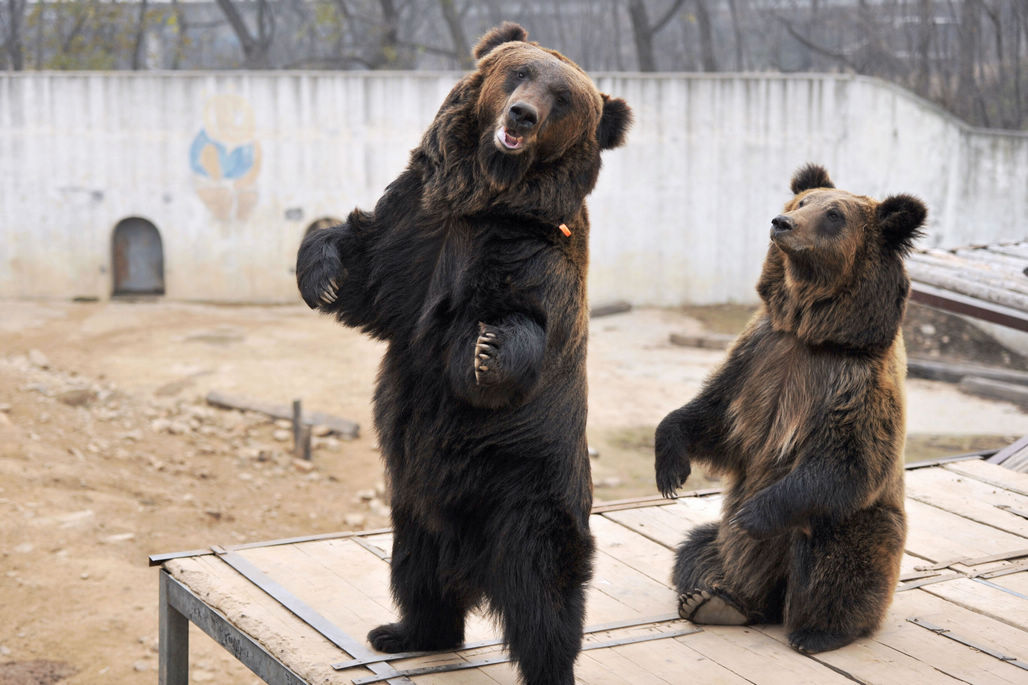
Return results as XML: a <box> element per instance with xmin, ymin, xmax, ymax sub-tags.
<box><xmin>508</xmin><ymin>102</ymin><xmax>539</xmax><ymax>132</ymax></box>
<box><xmin>771</xmin><ymin>214</ymin><xmax>795</xmax><ymax>235</ymax></box>
<box><xmin>773</xmin><ymin>214</ymin><xmax>793</xmax><ymax>233</ymax></box>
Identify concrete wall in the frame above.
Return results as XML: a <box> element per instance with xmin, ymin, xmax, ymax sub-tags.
<box><xmin>1</xmin><ymin>71</ymin><xmax>1025</xmax><ymax>305</ymax></box>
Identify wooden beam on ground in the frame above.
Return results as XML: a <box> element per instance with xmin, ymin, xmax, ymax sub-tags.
<box><xmin>957</xmin><ymin>377</ymin><xmax>1028</xmax><ymax>410</ymax></box>
<box><xmin>206</xmin><ymin>391</ymin><xmax>359</xmax><ymax>439</ymax></box>
<box><xmin>907</xmin><ymin>358</ymin><xmax>1028</xmax><ymax>386</ymax></box>
<box><xmin>590</xmin><ymin>301</ymin><xmax>632</xmax><ymax>318</ymax></box>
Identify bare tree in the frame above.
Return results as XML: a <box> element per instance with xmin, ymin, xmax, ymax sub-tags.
<box><xmin>130</xmin><ymin>0</ymin><xmax>149</xmax><ymax>70</ymax></box>
<box><xmin>216</xmin><ymin>0</ymin><xmax>275</xmax><ymax>68</ymax></box>
<box><xmin>1</xmin><ymin>0</ymin><xmax>26</xmax><ymax>69</ymax></box>
<box><xmin>439</xmin><ymin>0</ymin><xmax>472</xmax><ymax>68</ymax></box>
<box><xmin>627</xmin><ymin>0</ymin><xmax>687</xmax><ymax>71</ymax></box>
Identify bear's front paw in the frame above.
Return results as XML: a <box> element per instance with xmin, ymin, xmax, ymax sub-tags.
<box><xmin>474</xmin><ymin>322</ymin><xmax>504</xmax><ymax>386</ymax></box>
<box><xmin>729</xmin><ymin>499</ymin><xmax>784</xmax><ymax>540</ymax></box>
<box><xmin>296</xmin><ymin>232</ymin><xmax>345</xmax><ymax>310</ymax></box>
<box><xmin>654</xmin><ymin>422</ymin><xmax>691</xmax><ymax>498</ymax></box>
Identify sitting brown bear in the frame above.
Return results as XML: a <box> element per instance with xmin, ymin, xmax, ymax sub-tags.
<box><xmin>655</xmin><ymin>164</ymin><xmax>925</xmax><ymax>654</ymax></box>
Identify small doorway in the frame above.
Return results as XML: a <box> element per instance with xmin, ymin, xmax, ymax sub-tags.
<box><xmin>112</xmin><ymin>217</ymin><xmax>165</xmax><ymax>295</ymax></box>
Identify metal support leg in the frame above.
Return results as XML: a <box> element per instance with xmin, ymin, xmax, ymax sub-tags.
<box><xmin>159</xmin><ymin>570</ymin><xmax>189</xmax><ymax>685</ymax></box>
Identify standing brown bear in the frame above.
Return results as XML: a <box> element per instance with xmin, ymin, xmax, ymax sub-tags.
<box><xmin>296</xmin><ymin>23</ymin><xmax>630</xmax><ymax>685</ymax></box>
<box><xmin>655</xmin><ymin>164</ymin><xmax>925</xmax><ymax>654</ymax></box>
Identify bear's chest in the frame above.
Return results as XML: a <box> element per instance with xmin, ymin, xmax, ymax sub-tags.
<box><xmin>727</xmin><ymin>329</ymin><xmax>846</xmax><ymax>466</ymax></box>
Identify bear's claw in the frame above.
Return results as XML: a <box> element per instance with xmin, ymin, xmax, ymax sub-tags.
<box><xmin>474</xmin><ymin>324</ymin><xmax>501</xmax><ymax>386</ymax></box>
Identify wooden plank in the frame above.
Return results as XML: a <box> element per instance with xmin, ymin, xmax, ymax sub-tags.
<box><xmin>944</xmin><ymin>460</ymin><xmax>1028</xmax><ymax>497</ymax></box>
<box><xmin>877</xmin><ymin>589</ymin><xmax>1028</xmax><ymax>684</ymax></box>
<box><xmin>602</xmin><ymin>634</ymin><xmax>754</xmax><ymax>684</ymax></box>
<box><xmin>238</xmin><ymin>540</ymin><xmax>395</xmax><ymax>641</ymax></box>
<box><xmin>602</xmin><ymin>505</ymin><xmax>689</xmax><ymax>549</ymax></box>
<box><xmin>575</xmin><ymin>647</ymin><xmax>677</xmax><ymax>684</ymax></box>
<box><xmin>588</xmin><ymin>535</ymin><xmax>680</xmax><ymax>620</ymax></box>
<box><xmin>681</xmin><ymin>625</ymin><xmax>853</xmax><ymax>684</ymax></box>
<box><xmin>922</xmin><ymin>575</ymin><xmax>1028</xmax><ymax>632</ymax></box>
<box><xmin>590</xmin><ymin>514</ymin><xmax>676</xmax><ymax>587</ymax></box>
<box><xmin>905</xmin><ymin>498</ymin><xmax>1028</xmax><ymax>563</ymax></box>
<box><xmin>905</xmin><ymin>466</ymin><xmax>1028</xmax><ymax>538</ymax></box>
<box><xmin>871</xmin><ymin>588</ymin><xmax>1028</xmax><ymax>678</ymax></box>
<box><xmin>602</xmin><ymin>495</ymin><xmax>721</xmax><ymax>550</ymax></box>
<box><xmin>164</xmin><ymin>555</ymin><xmax>348</xmax><ymax>684</ymax></box>
<box><xmin>752</xmin><ymin>623</ymin><xmax>967</xmax><ymax>684</ymax></box>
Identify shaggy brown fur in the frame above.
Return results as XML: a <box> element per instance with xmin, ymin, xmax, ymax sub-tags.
<box><xmin>296</xmin><ymin>22</ymin><xmax>630</xmax><ymax>685</ymax></box>
<box><xmin>655</xmin><ymin>164</ymin><xmax>925</xmax><ymax>654</ymax></box>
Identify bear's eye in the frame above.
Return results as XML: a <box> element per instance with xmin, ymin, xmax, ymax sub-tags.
<box><xmin>515</xmin><ymin>69</ymin><xmax>528</xmax><ymax>80</ymax></box>
<box><xmin>555</xmin><ymin>92</ymin><xmax>570</xmax><ymax>107</ymax></box>
<box><xmin>826</xmin><ymin>208</ymin><xmax>843</xmax><ymax>222</ymax></box>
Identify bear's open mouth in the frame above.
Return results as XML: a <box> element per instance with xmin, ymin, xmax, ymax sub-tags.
<box><xmin>495</xmin><ymin>126</ymin><xmax>524</xmax><ymax>151</ymax></box>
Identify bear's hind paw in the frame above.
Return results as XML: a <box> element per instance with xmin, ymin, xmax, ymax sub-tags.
<box><xmin>678</xmin><ymin>589</ymin><xmax>748</xmax><ymax>625</ymax></box>
<box><xmin>367</xmin><ymin>623</ymin><xmax>412</xmax><ymax>653</ymax></box>
<box><xmin>787</xmin><ymin>629</ymin><xmax>856</xmax><ymax>654</ymax></box>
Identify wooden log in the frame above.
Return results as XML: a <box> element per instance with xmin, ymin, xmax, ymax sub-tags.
<box><xmin>589</xmin><ymin>301</ymin><xmax>632</xmax><ymax>318</ymax></box>
<box><xmin>206</xmin><ymin>391</ymin><xmax>359</xmax><ymax>439</ymax></box>
<box><xmin>908</xmin><ymin>260</ymin><xmax>1028</xmax><ymax>304</ymax></box>
<box><xmin>668</xmin><ymin>332</ymin><xmax>735</xmax><ymax>350</ymax></box>
<box><xmin>957</xmin><ymin>377</ymin><xmax>1028</xmax><ymax>410</ymax></box>
<box><xmin>907</xmin><ymin>358</ymin><xmax>1028</xmax><ymax>386</ymax></box>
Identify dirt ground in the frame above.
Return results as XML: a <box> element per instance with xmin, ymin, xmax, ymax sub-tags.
<box><xmin>0</xmin><ymin>299</ymin><xmax>1025</xmax><ymax>684</ymax></box>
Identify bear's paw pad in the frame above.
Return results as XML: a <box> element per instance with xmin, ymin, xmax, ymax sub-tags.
<box><xmin>678</xmin><ymin>589</ymin><xmax>748</xmax><ymax>625</ymax></box>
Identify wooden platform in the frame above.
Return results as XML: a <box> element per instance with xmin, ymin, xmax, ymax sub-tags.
<box><xmin>152</xmin><ymin>458</ymin><xmax>1028</xmax><ymax>684</ymax></box>
<box><xmin>908</xmin><ymin>242</ymin><xmax>1028</xmax><ymax>332</ymax></box>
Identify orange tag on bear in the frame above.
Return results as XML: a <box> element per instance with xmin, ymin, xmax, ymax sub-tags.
<box><xmin>558</xmin><ymin>223</ymin><xmax>571</xmax><ymax>237</ymax></box>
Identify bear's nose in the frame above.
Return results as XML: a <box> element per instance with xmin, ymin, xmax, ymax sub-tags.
<box><xmin>771</xmin><ymin>215</ymin><xmax>795</xmax><ymax>233</ymax></box>
<box><xmin>508</xmin><ymin>102</ymin><xmax>539</xmax><ymax>132</ymax></box>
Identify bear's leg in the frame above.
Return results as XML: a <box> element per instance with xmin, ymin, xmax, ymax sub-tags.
<box><xmin>784</xmin><ymin>508</ymin><xmax>904</xmax><ymax>654</ymax></box>
<box><xmin>487</xmin><ymin>513</ymin><xmax>593</xmax><ymax>685</ymax></box>
<box><xmin>674</xmin><ymin>521</ymin><xmax>787</xmax><ymax>625</ymax></box>
<box><xmin>368</xmin><ymin>518</ymin><xmax>467</xmax><ymax>653</ymax></box>
<box><xmin>673</xmin><ymin>522</ymin><xmax>747</xmax><ymax>624</ymax></box>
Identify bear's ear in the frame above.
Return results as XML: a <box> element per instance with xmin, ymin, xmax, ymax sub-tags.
<box><xmin>473</xmin><ymin>22</ymin><xmax>529</xmax><ymax>60</ymax></box>
<box><xmin>790</xmin><ymin>164</ymin><xmax>834</xmax><ymax>195</ymax></box>
<box><xmin>878</xmin><ymin>194</ymin><xmax>927</xmax><ymax>254</ymax></box>
<box><xmin>597</xmin><ymin>94</ymin><xmax>632</xmax><ymax>150</ymax></box>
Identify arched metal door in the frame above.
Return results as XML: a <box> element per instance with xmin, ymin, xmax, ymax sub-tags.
<box><xmin>112</xmin><ymin>218</ymin><xmax>165</xmax><ymax>295</ymax></box>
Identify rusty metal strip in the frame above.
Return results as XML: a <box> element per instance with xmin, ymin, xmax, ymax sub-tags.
<box><xmin>896</xmin><ymin>572</ymin><xmax>966</xmax><ymax>592</ymax></box>
<box><xmin>332</xmin><ymin>613</ymin><xmax>682</xmax><ymax>670</ymax></box>
<box><xmin>915</xmin><ymin>548</ymin><xmax>1028</xmax><ymax>572</ymax></box>
<box><xmin>907</xmin><ymin>618</ymin><xmax>1028</xmax><ymax>671</ymax></box>
<box><xmin>349</xmin><ymin>625</ymin><xmax>702</xmax><ymax>684</ymax></box>
<box><xmin>975</xmin><ymin>560</ymin><xmax>1028</xmax><ymax>579</ymax></box>
<box><xmin>210</xmin><ymin>546</ymin><xmax>413</xmax><ymax>684</ymax></box>
<box><xmin>909</xmin><ymin>283</ymin><xmax>1028</xmax><ymax>332</ymax></box>
<box><xmin>972</xmin><ymin>577</ymin><xmax>1028</xmax><ymax>600</ymax></box>
<box><xmin>148</xmin><ymin>528</ymin><xmax>393</xmax><ymax>566</ymax></box>
<box><xmin>996</xmin><ymin>504</ymin><xmax>1028</xmax><ymax>521</ymax></box>
<box><xmin>351</xmin><ymin>536</ymin><xmax>391</xmax><ymax>562</ymax></box>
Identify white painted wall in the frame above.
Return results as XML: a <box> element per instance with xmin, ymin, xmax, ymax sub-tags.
<box><xmin>1</xmin><ymin>72</ymin><xmax>1025</xmax><ymax>305</ymax></box>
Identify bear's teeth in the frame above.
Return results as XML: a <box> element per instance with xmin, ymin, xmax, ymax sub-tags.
<box><xmin>497</xmin><ymin>127</ymin><xmax>522</xmax><ymax>149</ymax></box>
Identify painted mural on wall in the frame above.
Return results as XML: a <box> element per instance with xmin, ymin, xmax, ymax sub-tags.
<box><xmin>189</xmin><ymin>94</ymin><xmax>261</xmax><ymax>221</ymax></box>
